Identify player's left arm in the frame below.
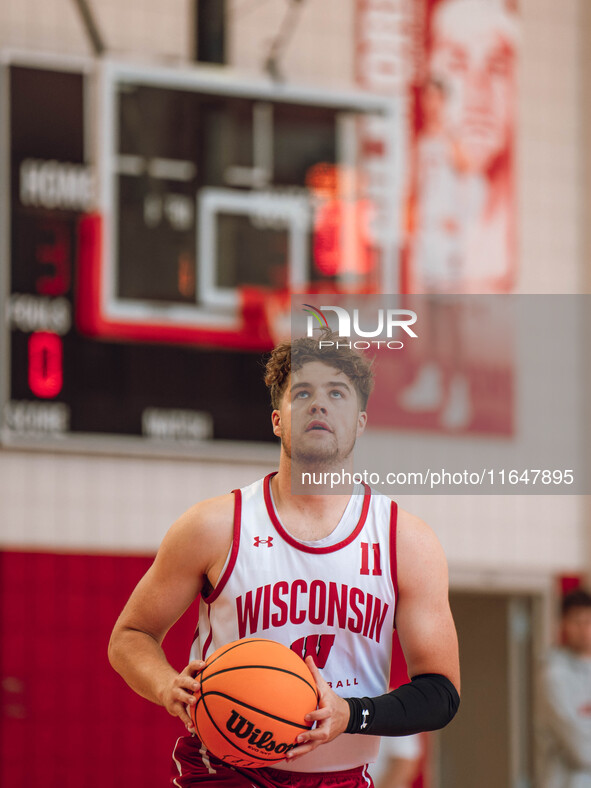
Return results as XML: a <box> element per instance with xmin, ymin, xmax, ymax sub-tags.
<box><xmin>395</xmin><ymin>511</ymin><xmax>460</xmax><ymax>688</ymax></box>
<box><xmin>287</xmin><ymin>513</ymin><xmax>460</xmax><ymax>760</ymax></box>
<box><xmin>344</xmin><ymin>512</ymin><xmax>460</xmax><ymax>737</ymax></box>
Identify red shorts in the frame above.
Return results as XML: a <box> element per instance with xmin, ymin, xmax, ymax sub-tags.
<box><xmin>171</xmin><ymin>736</ymin><xmax>374</xmax><ymax>788</ymax></box>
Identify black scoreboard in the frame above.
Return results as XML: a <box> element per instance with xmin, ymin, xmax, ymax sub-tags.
<box><xmin>2</xmin><ymin>57</ymin><xmax>395</xmax><ymax>448</ymax></box>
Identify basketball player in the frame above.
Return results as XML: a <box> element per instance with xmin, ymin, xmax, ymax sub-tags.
<box><xmin>109</xmin><ymin>334</ymin><xmax>460</xmax><ymax>786</ymax></box>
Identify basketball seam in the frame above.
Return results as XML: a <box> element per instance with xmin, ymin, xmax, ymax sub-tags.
<box><xmin>199</xmin><ymin>690</ymin><xmax>312</xmax><ymax>730</ymax></box>
<box><xmin>200</xmin><ymin>663</ymin><xmax>317</xmax><ymax>697</ymax></box>
<box><xmin>192</xmin><ymin>692</ymin><xmax>205</xmax><ymax>741</ymax></box>
<box><xmin>203</xmin><ymin>639</ymin><xmax>271</xmax><ymax>673</ymax></box>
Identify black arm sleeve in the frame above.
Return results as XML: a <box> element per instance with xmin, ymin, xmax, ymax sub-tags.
<box><xmin>344</xmin><ymin>673</ymin><xmax>460</xmax><ymax>736</ymax></box>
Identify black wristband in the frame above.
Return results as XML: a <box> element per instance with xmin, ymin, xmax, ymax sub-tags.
<box><xmin>345</xmin><ymin>673</ymin><xmax>460</xmax><ymax>736</ymax></box>
<box><xmin>345</xmin><ymin>696</ymin><xmax>376</xmax><ymax>733</ymax></box>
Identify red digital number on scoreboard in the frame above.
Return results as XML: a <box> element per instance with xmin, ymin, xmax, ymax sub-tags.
<box><xmin>28</xmin><ymin>332</ymin><xmax>63</xmax><ymax>398</ymax></box>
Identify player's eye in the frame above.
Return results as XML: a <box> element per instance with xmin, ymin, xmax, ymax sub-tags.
<box><xmin>330</xmin><ymin>389</ymin><xmax>344</xmax><ymax>398</ymax></box>
<box><xmin>294</xmin><ymin>390</ymin><xmax>309</xmax><ymax>399</ymax></box>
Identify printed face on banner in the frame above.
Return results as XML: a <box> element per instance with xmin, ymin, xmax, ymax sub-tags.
<box><xmin>428</xmin><ymin>0</ymin><xmax>517</xmax><ymax>173</ymax></box>
<box><xmin>406</xmin><ymin>0</ymin><xmax>519</xmax><ymax>293</ymax></box>
<box><xmin>353</xmin><ymin>0</ymin><xmax>519</xmax><ymax>436</ymax></box>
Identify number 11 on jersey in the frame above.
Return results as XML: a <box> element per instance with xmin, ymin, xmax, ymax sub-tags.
<box><xmin>360</xmin><ymin>542</ymin><xmax>382</xmax><ymax>576</ymax></box>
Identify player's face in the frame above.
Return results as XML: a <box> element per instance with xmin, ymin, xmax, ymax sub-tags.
<box><xmin>429</xmin><ymin>8</ymin><xmax>516</xmax><ymax>171</ymax></box>
<box><xmin>562</xmin><ymin>607</ymin><xmax>591</xmax><ymax>656</ymax></box>
<box><xmin>272</xmin><ymin>361</ymin><xmax>367</xmax><ymax>467</ymax></box>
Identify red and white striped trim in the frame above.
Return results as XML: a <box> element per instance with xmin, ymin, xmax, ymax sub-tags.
<box><xmin>263</xmin><ymin>472</ymin><xmax>372</xmax><ymax>554</ymax></box>
<box><xmin>172</xmin><ymin>737</ymin><xmax>184</xmax><ymax>786</ymax></box>
<box><xmin>201</xmin><ymin>489</ymin><xmax>242</xmax><ymax>604</ymax></box>
<box><xmin>389</xmin><ymin>500</ymin><xmax>399</xmax><ymax>626</ymax></box>
<box><xmin>198</xmin><ymin>741</ymin><xmax>218</xmax><ymax>775</ymax></box>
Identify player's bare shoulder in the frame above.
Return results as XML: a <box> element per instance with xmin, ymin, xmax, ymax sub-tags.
<box><xmin>394</xmin><ymin>506</ymin><xmax>458</xmax><ymax>688</ymax></box>
<box><xmin>395</xmin><ymin>507</ymin><xmax>449</xmax><ymax>588</ymax></box>
<box><xmin>156</xmin><ymin>493</ymin><xmax>235</xmax><ymax>586</ymax></box>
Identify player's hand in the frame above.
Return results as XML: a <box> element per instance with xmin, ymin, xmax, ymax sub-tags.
<box><xmin>160</xmin><ymin>659</ymin><xmax>206</xmax><ymax>732</ymax></box>
<box><xmin>286</xmin><ymin>656</ymin><xmax>351</xmax><ymax>762</ymax></box>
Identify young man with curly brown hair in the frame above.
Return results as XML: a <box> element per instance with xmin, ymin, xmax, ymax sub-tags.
<box><xmin>109</xmin><ymin>334</ymin><xmax>460</xmax><ymax>787</ymax></box>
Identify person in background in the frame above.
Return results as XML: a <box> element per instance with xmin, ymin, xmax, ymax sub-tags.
<box><xmin>371</xmin><ymin>734</ymin><xmax>422</xmax><ymax>788</ymax></box>
<box><xmin>539</xmin><ymin>589</ymin><xmax>591</xmax><ymax>788</ymax></box>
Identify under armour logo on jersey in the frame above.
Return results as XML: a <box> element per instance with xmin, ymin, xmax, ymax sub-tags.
<box><xmin>253</xmin><ymin>536</ymin><xmax>273</xmax><ymax>547</ymax></box>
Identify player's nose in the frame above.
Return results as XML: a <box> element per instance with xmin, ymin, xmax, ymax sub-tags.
<box><xmin>308</xmin><ymin>393</ymin><xmax>328</xmax><ymax>413</ymax></box>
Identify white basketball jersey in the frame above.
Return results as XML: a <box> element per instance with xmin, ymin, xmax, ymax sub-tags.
<box><xmin>190</xmin><ymin>473</ymin><xmax>399</xmax><ymax>773</ymax></box>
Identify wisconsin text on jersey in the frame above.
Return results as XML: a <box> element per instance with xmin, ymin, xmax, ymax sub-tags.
<box><xmin>236</xmin><ymin>580</ymin><xmax>389</xmax><ymax>642</ymax></box>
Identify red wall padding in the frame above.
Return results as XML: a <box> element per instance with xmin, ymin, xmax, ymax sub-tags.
<box><xmin>1</xmin><ymin>550</ymin><xmax>428</xmax><ymax>788</ymax></box>
<box><xmin>0</xmin><ymin>550</ymin><xmax>199</xmax><ymax>788</ymax></box>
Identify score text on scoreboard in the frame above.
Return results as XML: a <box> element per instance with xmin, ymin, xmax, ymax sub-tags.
<box><xmin>4</xmin><ymin>64</ymin><xmax>88</xmax><ymax>438</ymax></box>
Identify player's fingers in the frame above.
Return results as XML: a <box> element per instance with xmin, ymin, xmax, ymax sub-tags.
<box><xmin>185</xmin><ymin>660</ymin><xmax>206</xmax><ymax>676</ymax></box>
<box><xmin>305</xmin><ymin>707</ymin><xmax>330</xmax><ymax>722</ymax></box>
<box><xmin>173</xmin><ymin>686</ymin><xmax>197</xmax><ymax>706</ymax></box>
<box><xmin>304</xmin><ymin>656</ymin><xmax>325</xmax><ymax>688</ymax></box>
<box><xmin>299</xmin><ymin>724</ymin><xmax>331</xmax><ymax>745</ymax></box>
<box><xmin>178</xmin><ymin>675</ymin><xmax>201</xmax><ymax>694</ymax></box>
<box><xmin>286</xmin><ymin>740</ymin><xmax>319</xmax><ymax>761</ymax></box>
<box><xmin>170</xmin><ymin>701</ymin><xmax>193</xmax><ymax>728</ymax></box>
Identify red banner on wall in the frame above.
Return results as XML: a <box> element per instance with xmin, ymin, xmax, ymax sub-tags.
<box><xmin>356</xmin><ymin>0</ymin><xmax>519</xmax><ymax>294</ymax></box>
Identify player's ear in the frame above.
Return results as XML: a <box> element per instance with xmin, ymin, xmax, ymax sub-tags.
<box><xmin>271</xmin><ymin>409</ymin><xmax>282</xmax><ymax>437</ymax></box>
<box><xmin>357</xmin><ymin>410</ymin><xmax>367</xmax><ymax>437</ymax></box>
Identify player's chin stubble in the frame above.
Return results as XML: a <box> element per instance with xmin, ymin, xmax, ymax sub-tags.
<box><xmin>282</xmin><ymin>432</ymin><xmax>356</xmax><ymax>469</ymax></box>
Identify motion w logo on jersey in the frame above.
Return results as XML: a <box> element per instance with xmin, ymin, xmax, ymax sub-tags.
<box><xmin>290</xmin><ymin>634</ymin><xmax>335</xmax><ymax>668</ymax></box>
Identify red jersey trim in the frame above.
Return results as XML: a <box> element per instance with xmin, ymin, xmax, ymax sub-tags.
<box><xmin>389</xmin><ymin>500</ymin><xmax>399</xmax><ymax>626</ymax></box>
<box><xmin>201</xmin><ymin>606</ymin><xmax>213</xmax><ymax>661</ymax></box>
<box><xmin>201</xmin><ymin>489</ymin><xmax>242</xmax><ymax>605</ymax></box>
<box><xmin>263</xmin><ymin>472</ymin><xmax>371</xmax><ymax>554</ymax></box>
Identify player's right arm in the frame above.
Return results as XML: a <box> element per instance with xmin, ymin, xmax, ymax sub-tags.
<box><xmin>108</xmin><ymin>494</ymin><xmax>234</xmax><ymax>729</ymax></box>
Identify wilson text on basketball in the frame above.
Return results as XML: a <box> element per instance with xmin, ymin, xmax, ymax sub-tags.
<box><xmin>226</xmin><ymin>710</ymin><xmax>297</xmax><ymax>756</ymax></box>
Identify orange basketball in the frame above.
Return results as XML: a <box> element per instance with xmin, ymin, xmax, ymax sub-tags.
<box><xmin>190</xmin><ymin>638</ymin><xmax>319</xmax><ymax>768</ymax></box>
